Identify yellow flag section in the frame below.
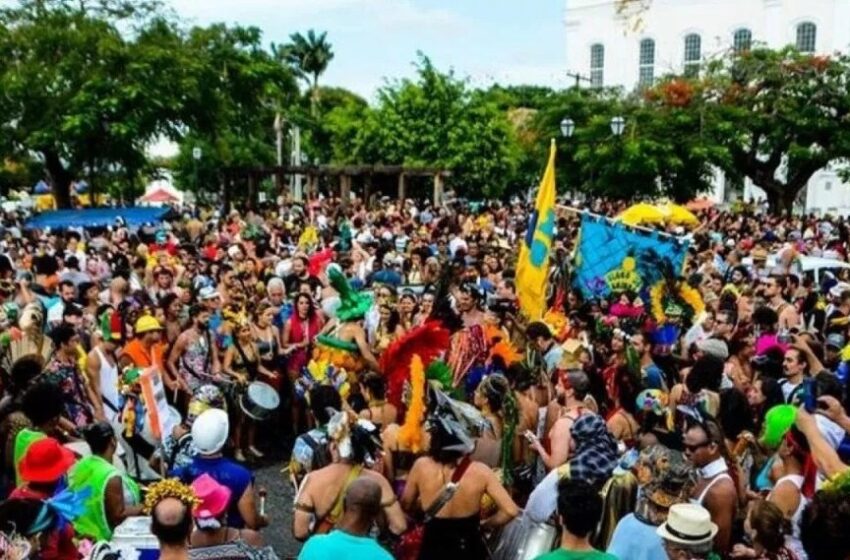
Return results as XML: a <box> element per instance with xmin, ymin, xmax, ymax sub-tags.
<box><xmin>517</xmin><ymin>139</ymin><xmax>557</xmax><ymax>320</ymax></box>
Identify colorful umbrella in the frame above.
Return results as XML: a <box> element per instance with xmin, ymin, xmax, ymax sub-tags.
<box><xmin>660</xmin><ymin>202</ymin><xmax>699</xmax><ymax>227</ymax></box>
<box><xmin>617</xmin><ymin>203</ymin><xmax>666</xmax><ymax>227</ymax></box>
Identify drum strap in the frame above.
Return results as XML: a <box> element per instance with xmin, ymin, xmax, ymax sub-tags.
<box><xmin>423</xmin><ymin>456</ymin><xmax>472</xmax><ymax>522</ymax></box>
<box><xmin>234</xmin><ymin>340</ymin><xmax>259</xmax><ymax>379</ymax></box>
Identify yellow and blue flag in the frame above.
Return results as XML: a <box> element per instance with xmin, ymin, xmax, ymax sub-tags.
<box><xmin>517</xmin><ymin>140</ymin><xmax>557</xmax><ymax>320</ymax></box>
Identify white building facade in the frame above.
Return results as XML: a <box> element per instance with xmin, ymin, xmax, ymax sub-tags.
<box><xmin>564</xmin><ymin>0</ymin><xmax>850</xmax><ymax>214</ymax></box>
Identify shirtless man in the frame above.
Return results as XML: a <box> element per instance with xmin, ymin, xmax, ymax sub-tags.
<box><xmin>293</xmin><ymin>429</ymin><xmax>406</xmax><ymax>541</ymax></box>
<box><xmin>684</xmin><ymin>418</ymin><xmax>737</xmax><ymax>554</ymax></box>
<box><xmin>762</xmin><ymin>275</ymin><xmax>800</xmax><ymax>331</ymax></box>
<box><xmin>532</xmin><ymin>369</ymin><xmax>593</xmax><ymax>471</ymax></box>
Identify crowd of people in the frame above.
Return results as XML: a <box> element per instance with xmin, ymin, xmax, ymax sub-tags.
<box><xmin>0</xmin><ymin>194</ymin><xmax>848</xmax><ymax>560</ymax></box>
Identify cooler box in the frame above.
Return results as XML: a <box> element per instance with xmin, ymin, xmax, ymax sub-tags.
<box><xmin>110</xmin><ymin>516</ymin><xmax>159</xmax><ymax>560</ymax></box>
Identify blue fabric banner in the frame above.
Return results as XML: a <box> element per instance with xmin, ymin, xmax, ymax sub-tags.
<box><xmin>573</xmin><ymin>214</ymin><xmax>690</xmax><ymax>299</ymax></box>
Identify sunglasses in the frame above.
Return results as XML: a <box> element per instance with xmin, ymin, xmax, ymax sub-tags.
<box><xmin>684</xmin><ymin>440</ymin><xmax>713</xmax><ymax>453</ymax></box>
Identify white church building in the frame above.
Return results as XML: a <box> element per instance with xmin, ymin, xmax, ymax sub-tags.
<box><xmin>564</xmin><ymin>0</ymin><xmax>850</xmax><ymax>214</ymax></box>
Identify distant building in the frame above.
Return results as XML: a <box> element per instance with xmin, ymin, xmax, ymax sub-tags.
<box><xmin>564</xmin><ymin>0</ymin><xmax>850</xmax><ymax>214</ymax></box>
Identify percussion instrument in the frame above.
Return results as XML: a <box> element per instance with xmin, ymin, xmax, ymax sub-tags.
<box><xmin>491</xmin><ymin>516</ymin><xmax>558</xmax><ymax>560</ymax></box>
<box><xmin>239</xmin><ymin>381</ymin><xmax>280</xmax><ymax>421</ymax></box>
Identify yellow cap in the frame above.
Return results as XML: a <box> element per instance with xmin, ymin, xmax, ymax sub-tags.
<box><xmin>135</xmin><ymin>315</ymin><xmax>163</xmax><ymax>334</ymax></box>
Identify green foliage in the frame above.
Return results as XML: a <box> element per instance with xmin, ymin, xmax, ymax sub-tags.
<box><xmin>0</xmin><ymin>0</ymin><xmax>196</xmax><ymax>206</ymax></box>
<box><xmin>275</xmin><ymin>30</ymin><xmax>334</xmax><ymax>115</ymax></box>
<box><xmin>698</xmin><ymin>47</ymin><xmax>850</xmax><ymax>214</ymax></box>
<box><xmin>171</xmin><ymin>23</ymin><xmax>298</xmax><ymax>202</ymax></box>
<box><xmin>323</xmin><ymin>55</ymin><xmax>518</xmax><ymax>198</ymax></box>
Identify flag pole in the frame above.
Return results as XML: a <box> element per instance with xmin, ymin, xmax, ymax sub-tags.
<box><xmin>555</xmin><ymin>204</ymin><xmax>687</xmax><ymax>242</ymax></box>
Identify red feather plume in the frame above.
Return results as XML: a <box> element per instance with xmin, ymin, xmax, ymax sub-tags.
<box><xmin>380</xmin><ymin>320</ymin><xmax>451</xmax><ymax>408</ymax></box>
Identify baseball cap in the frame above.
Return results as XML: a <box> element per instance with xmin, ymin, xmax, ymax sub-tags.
<box><xmin>199</xmin><ymin>286</ymin><xmax>220</xmax><ymax>301</ymax></box>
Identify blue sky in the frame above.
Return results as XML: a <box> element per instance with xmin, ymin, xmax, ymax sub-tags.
<box><xmin>168</xmin><ymin>0</ymin><xmax>569</xmax><ymax>101</ymax></box>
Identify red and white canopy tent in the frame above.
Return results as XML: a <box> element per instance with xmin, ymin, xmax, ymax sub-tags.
<box><xmin>139</xmin><ymin>187</ymin><xmax>180</xmax><ymax>204</ymax></box>
<box><xmin>138</xmin><ymin>178</ymin><xmax>184</xmax><ymax>206</ymax></box>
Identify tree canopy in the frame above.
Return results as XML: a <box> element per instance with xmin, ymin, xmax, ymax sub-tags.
<box><xmin>0</xmin><ymin>0</ymin><xmax>192</xmax><ymax>206</ymax></box>
<box><xmin>323</xmin><ymin>55</ymin><xmax>519</xmax><ymax>198</ymax></box>
<box><xmin>698</xmin><ymin>47</ymin><xmax>850</xmax><ymax>214</ymax></box>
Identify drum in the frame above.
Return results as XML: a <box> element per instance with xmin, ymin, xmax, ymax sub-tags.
<box><xmin>491</xmin><ymin>516</ymin><xmax>558</xmax><ymax>560</ymax></box>
<box><xmin>239</xmin><ymin>381</ymin><xmax>280</xmax><ymax>421</ymax></box>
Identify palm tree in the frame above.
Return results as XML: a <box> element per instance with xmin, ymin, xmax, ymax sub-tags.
<box><xmin>275</xmin><ymin>30</ymin><xmax>334</xmax><ymax>116</ymax></box>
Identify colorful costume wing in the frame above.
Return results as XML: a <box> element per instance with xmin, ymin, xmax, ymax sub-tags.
<box><xmin>379</xmin><ymin>321</ymin><xmax>451</xmax><ymax>408</ymax></box>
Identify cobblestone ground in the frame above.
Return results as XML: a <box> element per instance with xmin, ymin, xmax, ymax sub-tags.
<box><xmin>255</xmin><ymin>461</ymin><xmax>301</xmax><ymax>560</ymax></box>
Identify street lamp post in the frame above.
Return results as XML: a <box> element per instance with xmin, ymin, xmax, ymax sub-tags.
<box><xmin>560</xmin><ymin>118</ymin><xmax>575</xmax><ymax>138</ymax></box>
<box><xmin>560</xmin><ymin>117</ymin><xmax>576</xmax><ymax>199</ymax></box>
<box><xmin>192</xmin><ymin>147</ymin><xmax>202</xmax><ymax>194</ymax></box>
<box><xmin>610</xmin><ymin>116</ymin><xmax>626</xmax><ymax>136</ymax></box>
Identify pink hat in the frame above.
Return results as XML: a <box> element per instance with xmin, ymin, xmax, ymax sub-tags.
<box><xmin>191</xmin><ymin>474</ymin><xmax>231</xmax><ymax>519</ymax></box>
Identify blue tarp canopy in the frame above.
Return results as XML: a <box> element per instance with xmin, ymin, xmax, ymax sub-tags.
<box><xmin>24</xmin><ymin>207</ymin><xmax>174</xmax><ymax>230</ymax></box>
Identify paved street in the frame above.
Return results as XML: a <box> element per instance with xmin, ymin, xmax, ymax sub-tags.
<box><xmin>255</xmin><ymin>461</ymin><xmax>301</xmax><ymax>560</ymax></box>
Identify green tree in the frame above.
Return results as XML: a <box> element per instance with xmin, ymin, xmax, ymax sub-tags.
<box><xmin>699</xmin><ymin>47</ymin><xmax>850</xmax><ymax>214</ymax></box>
<box><xmin>275</xmin><ymin>30</ymin><xmax>334</xmax><ymax>116</ymax></box>
<box><xmin>330</xmin><ymin>55</ymin><xmax>518</xmax><ymax>198</ymax></box>
<box><xmin>573</xmin><ymin>81</ymin><xmax>726</xmax><ymax>201</ymax></box>
<box><xmin>0</xmin><ymin>0</ymin><xmax>191</xmax><ymax>207</ymax></box>
<box><xmin>172</xmin><ymin>24</ymin><xmax>298</xmax><ymax>206</ymax></box>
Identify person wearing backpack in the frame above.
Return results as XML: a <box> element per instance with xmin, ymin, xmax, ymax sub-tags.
<box><xmin>288</xmin><ymin>386</ymin><xmax>341</xmax><ymax>490</ymax></box>
<box><xmin>292</xmin><ymin>412</ymin><xmax>406</xmax><ymax>541</ymax></box>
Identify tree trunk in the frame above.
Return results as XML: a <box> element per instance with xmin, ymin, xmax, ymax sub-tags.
<box><xmin>247</xmin><ymin>173</ymin><xmax>256</xmax><ymax>210</ymax></box>
<box><xmin>764</xmin><ymin>190</ymin><xmax>780</xmax><ymax>214</ymax></box>
<box><xmin>781</xmin><ymin>190</ymin><xmax>797</xmax><ymax>218</ymax></box>
<box><xmin>43</xmin><ymin>149</ymin><xmax>73</xmax><ymax>209</ymax></box>
<box><xmin>311</xmin><ymin>75</ymin><xmax>319</xmax><ymax>117</ymax></box>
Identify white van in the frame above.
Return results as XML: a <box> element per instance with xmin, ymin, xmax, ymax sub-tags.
<box><xmin>798</xmin><ymin>255</ymin><xmax>850</xmax><ymax>283</ymax></box>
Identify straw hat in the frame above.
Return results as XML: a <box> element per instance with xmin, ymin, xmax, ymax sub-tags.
<box><xmin>656</xmin><ymin>503</ymin><xmax>718</xmax><ymax>546</ymax></box>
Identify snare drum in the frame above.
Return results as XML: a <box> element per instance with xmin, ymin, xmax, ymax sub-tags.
<box><xmin>239</xmin><ymin>381</ymin><xmax>280</xmax><ymax>421</ymax></box>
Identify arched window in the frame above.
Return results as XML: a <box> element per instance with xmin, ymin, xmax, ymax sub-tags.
<box><xmin>639</xmin><ymin>38</ymin><xmax>655</xmax><ymax>86</ymax></box>
<box><xmin>683</xmin><ymin>33</ymin><xmax>701</xmax><ymax>77</ymax></box>
<box><xmin>733</xmin><ymin>28</ymin><xmax>752</xmax><ymax>53</ymax></box>
<box><xmin>796</xmin><ymin>22</ymin><xmax>817</xmax><ymax>53</ymax></box>
<box><xmin>590</xmin><ymin>43</ymin><xmax>604</xmax><ymax>88</ymax></box>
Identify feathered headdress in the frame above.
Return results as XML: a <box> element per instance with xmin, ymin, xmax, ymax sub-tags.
<box><xmin>379</xmin><ymin>321</ymin><xmax>451</xmax><ymax>409</ymax></box>
<box><xmin>326</xmin><ymin>411</ymin><xmax>383</xmax><ymax>467</ymax></box>
<box><xmin>327</xmin><ymin>265</ymin><xmax>372</xmax><ymax>322</ymax></box>
<box><xmin>485</xmin><ymin>324</ymin><xmax>521</xmax><ymax>368</ymax></box>
<box><xmin>294</xmin><ymin>358</ymin><xmax>350</xmax><ymax>402</ymax></box>
<box><xmin>222</xmin><ymin>308</ymin><xmax>249</xmax><ymax>329</ymax></box>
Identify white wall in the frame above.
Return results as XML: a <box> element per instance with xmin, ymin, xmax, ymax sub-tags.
<box><xmin>564</xmin><ymin>0</ymin><xmax>850</xmax><ymax>213</ymax></box>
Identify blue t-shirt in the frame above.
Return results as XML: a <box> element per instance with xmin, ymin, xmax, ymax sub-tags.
<box><xmin>172</xmin><ymin>456</ymin><xmax>252</xmax><ymax>528</ymax></box>
<box><xmin>607</xmin><ymin>513</ymin><xmax>664</xmax><ymax>560</ymax></box>
<box><xmin>298</xmin><ymin>530</ymin><xmax>393</xmax><ymax>560</ymax></box>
